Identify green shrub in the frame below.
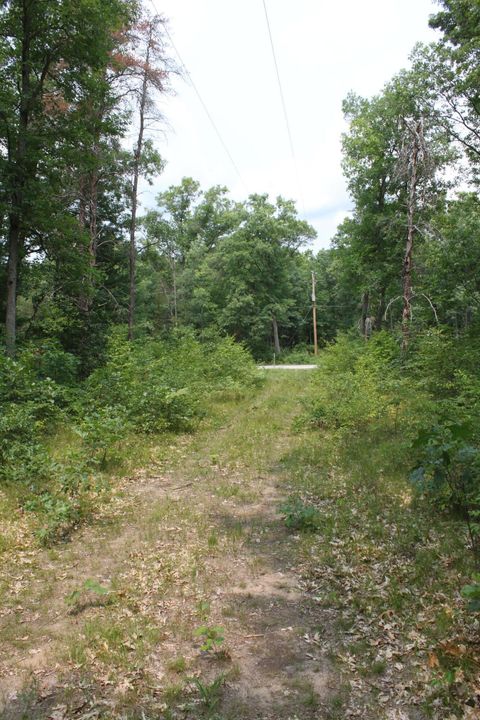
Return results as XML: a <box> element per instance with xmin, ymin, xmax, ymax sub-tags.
<box><xmin>84</xmin><ymin>330</ymin><xmax>259</xmax><ymax>435</ymax></box>
<box><xmin>0</xmin><ymin>330</ymin><xmax>259</xmax><ymax>544</ymax></box>
<box><xmin>274</xmin><ymin>344</ymin><xmax>317</xmax><ymax>365</ymax></box>
<box><xmin>19</xmin><ymin>340</ymin><xmax>80</xmax><ymax>385</ymax></box>
<box><xmin>461</xmin><ymin>574</ymin><xmax>480</xmax><ymax>611</ymax></box>
<box><xmin>194</xmin><ymin>625</ymin><xmax>225</xmax><ymax>652</ymax></box>
<box><xmin>410</xmin><ymin>421</ymin><xmax>480</xmax><ymax>556</ymax></box>
<box><xmin>0</xmin><ymin>353</ymin><xmax>66</xmax><ymax>407</ymax></box>
<box><xmin>76</xmin><ymin>406</ymin><xmax>131</xmax><ymax>465</ymax></box>
<box><xmin>306</xmin><ymin>332</ymin><xmax>401</xmax><ymax>430</ymax></box>
<box><xmin>203</xmin><ymin>335</ymin><xmax>260</xmax><ymax>391</ymax></box>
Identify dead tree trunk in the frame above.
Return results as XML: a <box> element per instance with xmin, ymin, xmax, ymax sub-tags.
<box><xmin>127</xmin><ymin>98</ymin><xmax>145</xmax><ymax>340</ymax></box>
<box><xmin>402</xmin><ymin>118</ymin><xmax>423</xmax><ymax>351</ymax></box>
<box><xmin>127</xmin><ymin>26</ymin><xmax>153</xmax><ymax>341</ymax></box>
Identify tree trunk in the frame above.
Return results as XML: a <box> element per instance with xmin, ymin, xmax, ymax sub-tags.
<box><xmin>127</xmin><ymin>154</ymin><xmax>140</xmax><ymax>340</ymax></box>
<box><xmin>127</xmin><ymin>33</ymin><xmax>151</xmax><ymax>341</ymax></box>
<box><xmin>88</xmin><ymin>164</ymin><xmax>99</xmax><ymax>265</ymax></box>
<box><xmin>402</xmin><ymin>119</ymin><xmax>422</xmax><ymax>351</ymax></box>
<box><xmin>5</xmin><ymin>219</ymin><xmax>20</xmax><ymax>356</ymax></box>
<box><xmin>360</xmin><ymin>290</ymin><xmax>369</xmax><ymax>338</ymax></box>
<box><xmin>272</xmin><ymin>314</ymin><xmax>281</xmax><ymax>355</ymax></box>
<box><xmin>5</xmin><ymin>1</ymin><xmax>31</xmax><ymax>356</ymax></box>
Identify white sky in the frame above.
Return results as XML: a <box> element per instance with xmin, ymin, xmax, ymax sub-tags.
<box><xmin>141</xmin><ymin>0</ymin><xmax>440</xmax><ymax>249</ymax></box>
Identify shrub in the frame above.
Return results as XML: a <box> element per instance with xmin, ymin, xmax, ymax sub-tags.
<box><xmin>410</xmin><ymin>421</ymin><xmax>480</xmax><ymax>557</ymax></box>
<box><xmin>203</xmin><ymin>335</ymin><xmax>260</xmax><ymax>391</ymax></box>
<box><xmin>306</xmin><ymin>332</ymin><xmax>401</xmax><ymax>430</ymax></box>
<box><xmin>76</xmin><ymin>407</ymin><xmax>131</xmax><ymax>465</ymax></box>
<box><xmin>19</xmin><ymin>340</ymin><xmax>80</xmax><ymax>385</ymax></box>
<box><xmin>84</xmin><ymin>330</ymin><xmax>259</xmax><ymax>435</ymax></box>
<box><xmin>461</xmin><ymin>574</ymin><xmax>480</xmax><ymax>611</ymax></box>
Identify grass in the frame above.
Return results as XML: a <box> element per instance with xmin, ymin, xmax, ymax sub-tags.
<box><xmin>167</xmin><ymin>655</ymin><xmax>188</xmax><ymax>673</ymax></box>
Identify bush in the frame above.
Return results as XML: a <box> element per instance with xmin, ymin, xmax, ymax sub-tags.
<box><xmin>410</xmin><ymin>421</ymin><xmax>480</xmax><ymax>556</ymax></box>
<box><xmin>18</xmin><ymin>340</ymin><xmax>80</xmax><ymax>385</ymax></box>
<box><xmin>272</xmin><ymin>344</ymin><xmax>317</xmax><ymax>365</ymax></box>
<box><xmin>202</xmin><ymin>335</ymin><xmax>260</xmax><ymax>391</ymax></box>
<box><xmin>76</xmin><ymin>407</ymin><xmax>131</xmax><ymax>466</ymax></box>
<box><xmin>306</xmin><ymin>332</ymin><xmax>401</xmax><ymax>430</ymax></box>
<box><xmin>461</xmin><ymin>574</ymin><xmax>480</xmax><ymax>611</ymax></box>
<box><xmin>84</xmin><ymin>330</ymin><xmax>259</xmax><ymax>435</ymax></box>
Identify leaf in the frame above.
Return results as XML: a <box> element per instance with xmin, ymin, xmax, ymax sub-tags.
<box><xmin>441</xmin><ymin>642</ymin><xmax>466</xmax><ymax>658</ymax></box>
<box><xmin>194</xmin><ymin>625</ymin><xmax>208</xmax><ymax>637</ymax></box>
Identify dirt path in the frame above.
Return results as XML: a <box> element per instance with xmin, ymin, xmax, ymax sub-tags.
<box><xmin>0</xmin><ymin>373</ymin><xmax>340</xmax><ymax>720</ymax></box>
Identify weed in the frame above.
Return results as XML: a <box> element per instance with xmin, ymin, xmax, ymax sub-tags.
<box><xmin>370</xmin><ymin>659</ymin><xmax>387</xmax><ymax>675</ymax></box>
<box><xmin>167</xmin><ymin>656</ymin><xmax>187</xmax><ymax>674</ymax></box>
<box><xmin>197</xmin><ymin>600</ymin><xmax>211</xmax><ymax>620</ymax></box>
<box><xmin>208</xmin><ymin>532</ymin><xmax>218</xmax><ymax>548</ymax></box>
<box><xmin>461</xmin><ymin>573</ymin><xmax>480</xmax><ymax>611</ymax></box>
<box><xmin>326</xmin><ymin>684</ymin><xmax>350</xmax><ymax>719</ymax></box>
<box><xmin>194</xmin><ymin>625</ymin><xmax>225</xmax><ymax>652</ymax></box>
<box><xmin>65</xmin><ymin>578</ymin><xmax>111</xmax><ymax>611</ymax></box>
<box><xmin>280</xmin><ymin>498</ymin><xmax>321</xmax><ymax>532</ymax></box>
<box><xmin>190</xmin><ymin>672</ymin><xmax>226</xmax><ymax>711</ymax></box>
<box><xmin>163</xmin><ymin>682</ymin><xmax>185</xmax><ymax>702</ymax></box>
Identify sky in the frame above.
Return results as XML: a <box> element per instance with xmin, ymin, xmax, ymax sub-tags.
<box><xmin>140</xmin><ymin>0</ymin><xmax>440</xmax><ymax>249</ymax></box>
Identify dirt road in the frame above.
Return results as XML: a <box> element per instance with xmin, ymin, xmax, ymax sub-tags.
<box><xmin>0</xmin><ymin>372</ymin><xmax>339</xmax><ymax>720</ymax></box>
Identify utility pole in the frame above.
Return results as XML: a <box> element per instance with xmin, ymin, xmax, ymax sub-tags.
<box><xmin>311</xmin><ymin>271</ymin><xmax>318</xmax><ymax>355</ymax></box>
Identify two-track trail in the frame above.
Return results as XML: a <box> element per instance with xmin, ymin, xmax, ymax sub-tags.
<box><xmin>0</xmin><ymin>372</ymin><xmax>339</xmax><ymax>720</ymax></box>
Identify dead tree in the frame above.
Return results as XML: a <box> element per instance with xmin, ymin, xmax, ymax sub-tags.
<box><xmin>398</xmin><ymin>117</ymin><xmax>429</xmax><ymax>350</ymax></box>
<box><xmin>112</xmin><ymin>15</ymin><xmax>173</xmax><ymax>340</ymax></box>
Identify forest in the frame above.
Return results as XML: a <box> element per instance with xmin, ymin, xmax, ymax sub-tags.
<box><xmin>1</xmin><ymin>0</ymin><xmax>480</xmax><ymax>719</ymax></box>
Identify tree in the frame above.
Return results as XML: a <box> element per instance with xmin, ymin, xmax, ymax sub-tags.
<box><xmin>339</xmin><ymin>73</ymin><xmax>451</xmax><ymax>341</ymax></box>
<box><xmin>0</xmin><ymin>0</ymin><xmax>137</xmax><ymax>355</ymax></box>
<box><xmin>418</xmin><ymin>193</ymin><xmax>480</xmax><ymax>331</ymax></box>
<box><xmin>142</xmin><ymin>178</ymin><xmax>204</xmax><ymax>327</ymax></box>
<box><xmin>200</xmin><ymin>194</ymin><xmax>315</xmax><ymax>356</ymax></box>
<box><xmin>410</xmin><ymin>1</ymin><xmax>480</xmax><ymax>176</ymax></box>
<box><xmin>113</xmin><ymin>14</ymin><xmax>172</xmax><ymax>340</ymax></box>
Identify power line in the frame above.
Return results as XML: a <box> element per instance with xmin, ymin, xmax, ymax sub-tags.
<box><xmin>261</xmin><ymin>0</ymin><xmax>305</xmax><ymax>213</ymax></box>
<box><xmin>147</xmin><ymin>0</ymin><xmax>248</xmax><ymax>194</ymax></box>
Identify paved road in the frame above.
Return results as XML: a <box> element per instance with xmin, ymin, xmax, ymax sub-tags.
<box><xmin>258</xmin><ymin>364</ymin><xmax>318</xmax><ymax>370</ymax></box>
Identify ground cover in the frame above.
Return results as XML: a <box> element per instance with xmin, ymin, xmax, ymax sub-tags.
<box><xmin>0</xmin><ymin>367</ymin><xmax>478</xmax><ymax>720</ymax></box>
